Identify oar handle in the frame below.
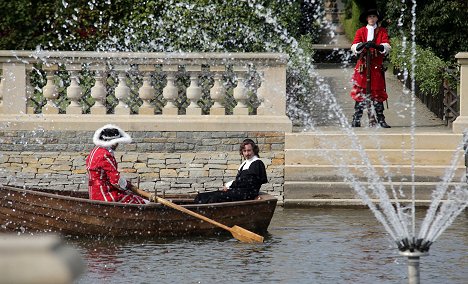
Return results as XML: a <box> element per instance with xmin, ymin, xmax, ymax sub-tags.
<box><xmin>154</xmin><ymin>196</ymin><xmax>231</xmax><ymax>231</ymax></box>
<box><xmin>131</xmin><ymin>187</ymin><xmax>153</xmax><ymax>200</ymax></box>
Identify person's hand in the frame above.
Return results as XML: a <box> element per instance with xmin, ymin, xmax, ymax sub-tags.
<box><xmin>365</xmin><ymin>41</ymin><xmax>376</xmax><ymax>49</ymax></box>
<box><xmin>356</xmin><ymin>42</ymin><xmax>366</xmax><ymax>51</ymax></box>
<box><xmin>376</xmin><ymin>44</ymin><xmax>385</xmax><ymax>52</ymax></box>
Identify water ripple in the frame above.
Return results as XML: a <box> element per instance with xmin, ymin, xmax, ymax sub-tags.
<box><xmin>74</xmin><ymin>208</ymin><xmax>467</xmax><ymax>284</ymax></box>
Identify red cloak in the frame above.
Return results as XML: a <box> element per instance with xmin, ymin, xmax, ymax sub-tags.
<box><xmin>350</xmin><ymin>26</ymin><xmax>390</xmax><ymax>102</ymax></box>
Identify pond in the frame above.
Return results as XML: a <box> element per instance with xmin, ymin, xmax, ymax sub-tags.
<box><xmin>74</xmin><ymin>207</ymin><xmax>467</xmax><ymax>284</ymax></box>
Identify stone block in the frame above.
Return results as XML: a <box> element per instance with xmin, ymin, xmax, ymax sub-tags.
<box><xmin>180</xmin><ymin>153</ymin><xmax>196</xmax><ymax>159</ymax></box>
<box><xmin>136</xmin><ymin>168</ymin><xmax>155</xmax><ymax>173</ymax></box>
<box><xmin>147</xmin><ymin>158</ymin><xmax>165</xmax><ymax>164</ymax></box>
<box><xmin>209</xmin><ymin>169</ymin><xmax>224</xmax><ymax>177</ymax></box>
<box><xmin>39</xmin><ymin>158</ymin><xmax>55</xmax><ymax>164</ymax></box>
<box><xmin>206</xmin><ymin>164</ymin><xmax>227</xmax><ymax>170</ymax></box>
<box><xmin>51</xmin><ymin>165</ymin><xmax>72</xmax><ymax>171</ymax></box>
<box><xmin>21</xmin><ymin>167</ymin><xmax>37</xmax><ymax>173</ymax></box>
<box><xmin>8</xmin><ymin>157</ymin><xmax>22</xmax><ymax>163</ymax></box>
<box><xmin>120</xmin><ymin>162</ymin><xmax>135</xmax><ymax>168</ymax></box>
<box><xmin>178</xmin><ymin>171</ymin><xmax>189</xmax><ymax>178</ymax></box>
<box><xmin>160</xmin><ymin>169</ymin><xmax>178</xmax><ymax>178</ymax></box>
<box><xmin>187</xmin><ymin>163</ymin><xmax>204</xmax><ymax>168</ymax></box>
<box><xmin>134</xmin><ymin>162</ymin><xmax>147</xmax><ymax>169</ymax></box>
<box><xmin>140</xmin><ymin>173</ymin><xmax>160</xmax><ymax>179</ymax></box>
<box><xmin>122</xmin><ymin>154</ymin><xmax>139</xmax><ymax>162</ymax></box>
<box><xmin>208</xmin><ymin>159</ymin><xmax>228</xmax><ymax>164</ymax></box>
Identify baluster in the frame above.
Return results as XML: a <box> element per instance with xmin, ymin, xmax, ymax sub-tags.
<box><xmin>114</xmin><ymin>65</ymin><xmax>131</xmax><ymax>115</ymax></box>
<box><xmin>138</xmin><ymin>65</ymin><xmax>156</xmax><ymax>115</ymax></box>
<box><xmin>42</xmin><ymin>65</ymin><xmax>59</xmax><ymax>114</ymax></box>
<box><xmin>26</xmin><ymin>66</ymin><xmax>35</xmax><ymax>114</ymax></box>
<box><xmin>0</xmin><ymin>73</ymin><xmax>3</xmax><ymax>113</ymax></box>
<box><xmin>90</xmin><ymin>65</ymin><xmax>107</xmax><ymax>115</ymax></box>
<box><xmin>209</xmin><ymin>66</ymin><xmax>226</xmax><ymax>115</ymax></box>
<box><xmin>233</xmin><ymin>66</ymin><xmax>249</xmax><ymax>115</ymax></box>
<box><xmin>162</xmin><ymin>65</ymin><xmax>179</xmax><ymax>115</ymax></box>
<box><xmin>66</xmin><ymin>64</ymin><xmax>83</xmax><ymax>114</ymax></box>
<box><xmin>256</xmin><ymin>70</ymin><xmax>266</xmax><ymax>115</ymax></box>
<box><xmin>185</xmin><ymin>65</ymin><xmax>202</xmax><ymax>115</ymax></box>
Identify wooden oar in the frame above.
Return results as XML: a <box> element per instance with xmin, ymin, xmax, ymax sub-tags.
<box><xmin>131</xmin><ymin>187</ymin><xmax>264</xmax><ymax>243</ymax></box>
<box><xmin>154</xmin><ymin>196</ymin><xmax>264</xmax><ymax>243</ymax></box>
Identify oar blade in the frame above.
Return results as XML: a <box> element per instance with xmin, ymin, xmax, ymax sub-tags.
<box><xmin>230</xmin><ymin>225</ymin><xmax>264</xmax><ymax>243</ymax></box>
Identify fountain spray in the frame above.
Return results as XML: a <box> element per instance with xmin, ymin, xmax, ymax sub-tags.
<box><xmin>32</xmin><ymin>0</ymin><xmax>467</xmax><ymax>282</ymax></box>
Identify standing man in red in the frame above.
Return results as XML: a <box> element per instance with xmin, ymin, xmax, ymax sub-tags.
<box><xmin>350</xmin><ymin>8</ymin><xmax>391</xmax><ymax>128</ymax></box>
<box><xmin>86</xmin><ymin>124</ymin><xmax>149</xmax><ymax>204</ymax></box>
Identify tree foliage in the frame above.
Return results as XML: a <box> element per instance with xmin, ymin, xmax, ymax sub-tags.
<box><xmin>384</xmin><ymin>0</ymin><xmax>468</xmax><ymax>62</ymax></box>
<box><xmin>0</xmin><ymin>0</ymin><xmax>323</xmax><ymax>53</ymax></box>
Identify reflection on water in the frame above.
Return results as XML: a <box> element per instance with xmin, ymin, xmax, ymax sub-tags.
<box><xmin>73</xmin><ymin>208</ymin><xmax>467</xmax><ymax>284</ymax></box>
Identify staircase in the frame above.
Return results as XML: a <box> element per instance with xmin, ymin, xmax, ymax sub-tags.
<box><xmin>284</xmin><ymin>130</ymin><xmax>466</xmax><ymax>207</ymax></box>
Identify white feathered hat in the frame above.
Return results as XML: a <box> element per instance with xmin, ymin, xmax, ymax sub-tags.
<box><xmin>93</xmin><ymin>124</ymin><xmax>132</xmax><ymax>147</ymax></box>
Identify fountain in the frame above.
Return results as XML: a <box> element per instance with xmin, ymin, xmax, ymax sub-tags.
<box><xmin>0</xmin><ymin>1</ymin><xmax>466</xmax><ymax>283</ymax></box>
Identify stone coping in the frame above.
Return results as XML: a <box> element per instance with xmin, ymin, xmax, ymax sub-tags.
<box><xmin>0</xmin><ymin>114</ymin><xmax>293</xmax><ymax>132</ymax></box>
<box><xmin>0</xmin><ymin>50</ymin><xmax>289</xmax><ymax>65</ymax></box>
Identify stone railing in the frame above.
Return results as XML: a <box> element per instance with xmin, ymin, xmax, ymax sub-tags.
<box><xmin>454</xmin><ymin>52</ymin><xmax>468</xmax><ymax>133</ymax></box>
<box><xmin>0</xmin><ymin>50</ymin><xmax>291</xmax><ymax>132</ymax></box>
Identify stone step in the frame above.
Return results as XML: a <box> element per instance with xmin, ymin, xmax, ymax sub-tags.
<box><xmin>285</xmin><ymin>132</ymin><xmax>463</xmax><ymax>150</ymax></box>
<box><xmin>285</xmin><ymin>165</ymin><xmax>467</xmax><ymax>182</ymax></box>
<box><xmin>283</xmin><ymin>198</ymin><xmax>436</xmax><ymax>208</ymax></box>
<box><xmin>285</xmin><ymin>149</ymin><xmax>465</xmax><ymax>166</ymax></box>
<box><xmin>283</xmin><ymin>182</ymin><xmax>460</xmax><ymax>207</ymax></box>
<box><xmin>284</xmin><ymin>181</ymin><xmax>464</xmax><ymax>201</ymax></box>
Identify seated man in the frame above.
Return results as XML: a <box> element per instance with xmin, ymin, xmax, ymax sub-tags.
<box><xmin>195</xmin><ymin>139</ymin><xmax>268</xmax><ymax>204</ymax></box>
<box><xmin>86</xmin><ymin>124</ymin><xmax>149</xmax><ymax>204</ymax></box>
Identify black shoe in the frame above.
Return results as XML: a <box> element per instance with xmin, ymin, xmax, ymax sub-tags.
<box><xmin>379</xmin><ymin>121</ymin><xmax>391</xmax><ymax>128</ymax></box>
<box><xmin>351</xmin><ymin>120</ymin><xmax>361</xmax><ymax>127</ymax></box>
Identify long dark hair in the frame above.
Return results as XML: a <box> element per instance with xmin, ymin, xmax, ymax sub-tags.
<box><xmin>239</xmin><ymin>138</ymin><xmax>260</xmax><ymax>158</ymax></box>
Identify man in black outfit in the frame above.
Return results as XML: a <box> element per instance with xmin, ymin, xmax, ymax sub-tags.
<box><xmin>194</xmin><ymin>139</ymin><xmax>268</xmax><ymax>204</ymax></box>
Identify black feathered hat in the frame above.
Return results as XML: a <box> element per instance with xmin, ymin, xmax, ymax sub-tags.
<box><xmin>359</xmin><ymin>8</ymin><xmax>381</xmax><ymax>24</ymax></box>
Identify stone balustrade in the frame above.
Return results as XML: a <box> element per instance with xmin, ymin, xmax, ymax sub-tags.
<box><xmin>0</xmin><ymin>50</ymin><xmax>291</xmax><ymax>132</ymax></box>
<box><xmin>0</xmin><ymin>51</ymin><xmax>291</xmax><ymax>201</ymax></box>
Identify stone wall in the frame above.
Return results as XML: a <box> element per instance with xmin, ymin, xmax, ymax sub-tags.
<box><xmin>0</xmin><ymin>130</ymin><xmax>285</xmax><ymax>201</ymax></box>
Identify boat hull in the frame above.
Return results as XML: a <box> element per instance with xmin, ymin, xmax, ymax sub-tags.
<box><xmin>0</xmin><ymin>185</ymin><xmax>277</xmax><ymax>238</ymax></box>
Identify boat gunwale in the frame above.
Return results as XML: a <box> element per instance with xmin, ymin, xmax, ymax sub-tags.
<box><xmin>0</xmin><ymin>185</ymin><xmax>277</xmax><ymax>209</ymax></box>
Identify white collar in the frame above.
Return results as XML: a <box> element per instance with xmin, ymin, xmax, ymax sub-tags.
<box><xmin>366</xmin><ymin>24</ymin><xmax>377</xmax><ymax>41</ymax></box>
<box><xmin>238</xmin><ymin>156</ymin><xmax>259</xmax><ymax>170</ymax></box>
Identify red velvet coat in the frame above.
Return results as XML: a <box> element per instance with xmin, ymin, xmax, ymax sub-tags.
<box><xmin>350</xmin><ymin>26</ymin><xmax>390</xmax><ymax>102</ymax></box>
<box><xmin>86</xmin><ymin>147</ymin><xmax>147</xmax><ymax>204</ymax></box>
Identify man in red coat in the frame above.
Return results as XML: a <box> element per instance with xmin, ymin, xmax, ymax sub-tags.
<box><xmin>350</xmin><ymin>8</ymin><xmax>391</xmax><ymax>128</ymax></box>
<box><xmin>86</xmin><ymin>124</ymin><xmax>149</xmax><ymax>204</ymax></box>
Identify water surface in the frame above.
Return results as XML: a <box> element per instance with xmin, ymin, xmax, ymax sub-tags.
<box><xmin>74</xmin><ymin>208</ymin><xmax>467</xmax><ymax>283</ymax></box>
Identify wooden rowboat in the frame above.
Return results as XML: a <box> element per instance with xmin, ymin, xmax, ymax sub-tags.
<box><xmin>0</xmin><ymin>185</ymin><xmax>277</xmax><ymax>238</ymax></box>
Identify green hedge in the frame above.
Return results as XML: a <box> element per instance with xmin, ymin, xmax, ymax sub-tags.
<box><xmin>389</xmin><ymin>38</ymin><xmax>448</xmax><ymax>96</ymax></box>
